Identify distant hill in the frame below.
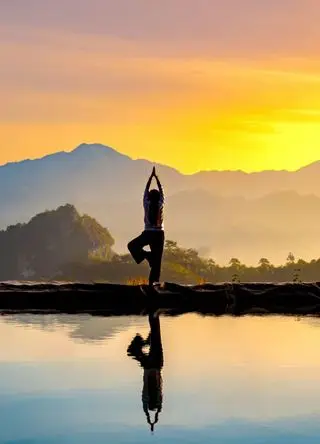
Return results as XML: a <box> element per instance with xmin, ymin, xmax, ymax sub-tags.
<box><xmin>0</xmin><ymin>143</ymin><xmax>320</xmax><ymax>264</ymax></box>
<box><xmin>3</xmin><ymin>315</ymin><xmax>143</xmax><ymax>342</ymax></box>
<box><xmin>0</xmin><ymin>204</ymin><xmax>114</xmax><ymax>280</ymax></box>
<box><xmin>165</xmin><ymin>190</ymin><xmax>320</xmax><ymax>264</ymax></box>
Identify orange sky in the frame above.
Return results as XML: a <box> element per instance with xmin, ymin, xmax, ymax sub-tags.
<box><xmin>1</xmin><ymin>1</ymin><xmax>320</xmax><ymax>173</ymax></box>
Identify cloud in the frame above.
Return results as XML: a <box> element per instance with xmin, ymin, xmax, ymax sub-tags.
<box><xmin>1</xmin><ymin>26</ymin><xmax>320</xmax><ymax>119</ymax></box>
<box><xmin>1</xmin><ymin>0</ymin><xmax>319</xmax><ymax>56</ymax></box>
<box><xmin>1</xmin><ymin>1</ymin><xmax>320</xmax><ymax>172</ymax></box>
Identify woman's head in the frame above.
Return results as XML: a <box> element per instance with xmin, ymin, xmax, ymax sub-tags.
<box><xmin>148</xmin><ymin>189</ymin><xmax>160</xmax><ymax>203</ymax></box>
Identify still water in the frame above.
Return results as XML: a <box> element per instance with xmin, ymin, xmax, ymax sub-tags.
<box><xmin>1</xmin><ymin>313</ymin><xmax>320</xmax><ymax>443</ymax></box>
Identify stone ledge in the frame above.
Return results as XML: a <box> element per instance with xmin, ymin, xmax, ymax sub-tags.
<box><xmin>0</xmin><ymin>282</ymin><xmax>320</xmax><ymax>316</ymax></box>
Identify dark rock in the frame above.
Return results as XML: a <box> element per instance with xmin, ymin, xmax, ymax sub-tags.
<box><xmin>0</xmin><ymin>282</ymin><xmax>320</xmax><ymax>316</ymax></box>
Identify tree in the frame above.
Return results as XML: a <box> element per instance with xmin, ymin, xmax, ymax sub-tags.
<box><xmin>164</xmin><ymin>240</ymin><xmax>178</xmax><ymax>252</ymax></box>
<box><xmin>258</xmin><ymin>258</ymin><xmax>272</xmax><ymax>270</ymax></box>
<box><xmin>229</xmin><ymin>258</ymin><xmax>242</xmax><ymax>269</ymax></box>
<box><xmin>286</xmin><ymin>252</ymin><xmax>295</xmax><ymax>265</ymax></box>
<box><xmin>207</xmin><ymin>258</ymin><xmax>216</xmax><ymax>271</ymax></box>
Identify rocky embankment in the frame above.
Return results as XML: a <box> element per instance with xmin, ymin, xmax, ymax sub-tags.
<box><xmin>0</xmin><ymin>282</ymin><xmax>320</xmax><ymax>316</ymax></box>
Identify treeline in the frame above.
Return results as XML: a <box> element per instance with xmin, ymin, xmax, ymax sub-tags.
<box><xmin>1</xmin><ymin>204</ymin><xmax>319</xmax><ymax>283</ymax></box>
<box><xmin>59</xmin><ymin>241</ymin><xmax>319</xmax><ymax>284</ymax></box>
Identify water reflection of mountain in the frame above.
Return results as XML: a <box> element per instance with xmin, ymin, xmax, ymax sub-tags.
<box><xmin>3</xmin><ymin>314</ymin><xmax>145</xmax><ymax>342</ymax></box>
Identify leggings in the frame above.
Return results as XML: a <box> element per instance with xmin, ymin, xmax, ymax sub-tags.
<box><xmin>128</xmin><ymin>230</ymin><xmax>165</xmax><ymax>285</ymax></box>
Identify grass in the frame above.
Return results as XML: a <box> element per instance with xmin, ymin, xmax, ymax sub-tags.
<box><xmin>126</xmin><ymin>277</ymin><xmax>149</xmax><ymax>286</ymax></box>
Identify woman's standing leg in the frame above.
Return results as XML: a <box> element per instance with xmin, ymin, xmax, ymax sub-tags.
<box><xmin>149</xmin><ymin>231</ymin><xmax>165</xmax><ymax>285</ymax></box>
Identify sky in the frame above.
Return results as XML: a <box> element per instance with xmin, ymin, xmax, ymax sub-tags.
<box><xmin>1</xmin><ymin>0</ymin><xmax>320</xmax><ymax>173</ymax></box>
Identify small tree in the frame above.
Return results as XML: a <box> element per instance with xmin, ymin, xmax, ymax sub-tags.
<box><xmin>229</xmin><ymin>258</ymin><xmax>242</xmax><ymax>270</ymax></box>
<box><xmin>258</xmin><ymin>257</ymin><xmax>271</xmax><ymax>268</ymax></box>
<box><xmin>286</xmin><ymin>252</ymin><xmax>295</xmax><ymax>265</ymax></box>
<box><xmin>293</xmin><ymin>268</ymin><xmax>302</xmax><ymax>283</ymax></box>
<box><xmin>232</xmin><ymin>273</ymin><xmax>241</xmax><ymax>283</ymax></box>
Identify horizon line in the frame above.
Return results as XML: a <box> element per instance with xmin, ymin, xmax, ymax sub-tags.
<box><xmin>0</xmin><ymin>142</ymin><xmax>318</xmax><ymax>175</ymax></box>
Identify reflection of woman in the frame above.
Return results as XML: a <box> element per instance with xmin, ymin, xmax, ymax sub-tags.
<box><xmin>127</xmin><ymin>311</ymin><xmax>164</xmax><ymax>432</ymax></box>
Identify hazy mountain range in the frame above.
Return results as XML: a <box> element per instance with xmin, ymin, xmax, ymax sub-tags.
<box><xmin>4</xmin><ymin>314</ymin><xmax>143</xmax><ymax>343</ymax></box>
<box><xmin>1</xmin><ymin>143</ymin><xmax>320</xmax><ymax>264</ymax></box>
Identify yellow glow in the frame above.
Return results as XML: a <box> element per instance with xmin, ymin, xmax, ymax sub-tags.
<box><xmin>1</xmin><ymin>28</ymin><xmax>320</xmax><ymax>172</ymax></box>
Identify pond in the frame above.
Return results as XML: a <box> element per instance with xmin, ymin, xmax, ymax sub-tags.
<box><xmin>1</xmin><ymin>313</ymin><xmax>320</xmax><ymax>443</ymax></box>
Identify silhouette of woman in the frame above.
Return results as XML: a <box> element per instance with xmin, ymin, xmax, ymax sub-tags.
<box><xmin>127</xmin><ymin>311</ymin><xmax>164</xmax><ymax>432</ymax></box>
<box><xmin>127</xmin><ymin>167</ymin><xmax>165</xmax><ymax>285</ymax></box>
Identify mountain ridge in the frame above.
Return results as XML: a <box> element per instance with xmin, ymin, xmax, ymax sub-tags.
<box><xmin>1</xmin><ymin>142</ymin><xmax>320</xmax><ymax>264</ymax></box>
<box><xmin>1</xmin><ymin>142</ymin><xmax>319</xmax><ymax>174</ymax></box>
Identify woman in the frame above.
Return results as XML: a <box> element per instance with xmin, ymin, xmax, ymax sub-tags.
<box><xmin>128</xmin><ymin>167</ymin><xmax>165</xmax><ymax>285</ymax></box>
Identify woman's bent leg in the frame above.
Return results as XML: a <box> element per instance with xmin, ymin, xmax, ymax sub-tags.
<box><xmin>127</xmin><ymin>232</ymin><xmax>149</xmax><ymax>264</ymax></box>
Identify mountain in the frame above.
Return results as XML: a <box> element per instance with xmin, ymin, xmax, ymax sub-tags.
<box><xmin>0</xmin><ymin>143</ymin><xmax>185</xmax><ymax>229</ymax></box>
<box><xmin>0</xmin><ymin>204</ymin><xmax>114</xmax><ymax>280</ymax></box>
<box><xmin>0</xmin><ymin>143</ymin><xmax>320</xmax><ymax>264</ymax></box>
<box><xmin>3</xmin><ymin>315</ymin><xmax>144</xmax><ymax>342</ymax></box>
<box><xmin>165</xmin><ymin>190</ymin><xmax>320</xmax><ymax>264</ymax></box>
